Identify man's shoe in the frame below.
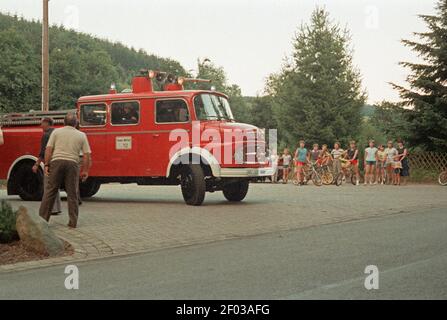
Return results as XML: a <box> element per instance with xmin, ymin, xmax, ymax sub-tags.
<box><xmin>67</xmin><ymin>223</ymin><xmax>77</xmax><ymax>229</ymax></box>
<box><xmin>51</xmin><ymin>211</ymin><xmax>61</xmax><ymax>215</ymax></box>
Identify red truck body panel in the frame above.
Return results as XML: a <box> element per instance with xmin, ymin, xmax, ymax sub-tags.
<box><xmin>1</xmin><ymin>87</ymin><xmax>268</xmax><ymax>182</ymax></box>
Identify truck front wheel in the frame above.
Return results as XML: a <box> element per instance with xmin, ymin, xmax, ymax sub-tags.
<box><xmin>79</xmin><ymin>179</ymin><xmax>101</xmax><ymax>198</ymax></box>
<box><xmin>223</xmin><ymin>179</ymin><xmax>249</xmax><ymax>202</ymax></box>
<box><xmin>180</xmin><ymin>165</ymin><xmax>206</xmax><ymax>206</ymax></box>
<box><xmin>13</xmin><ymin>162</ymin><xmax>44</xmax><ymax>201</ymax></box>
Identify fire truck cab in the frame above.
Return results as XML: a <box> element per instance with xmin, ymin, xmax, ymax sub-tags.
<box><xmin>0</xmin><ymin>71</ymin><xmax>273</xmax><ymax>205</ymax></box>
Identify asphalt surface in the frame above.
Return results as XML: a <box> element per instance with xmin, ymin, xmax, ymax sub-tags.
<box><xmin>1</xmin><ymin>206</ymin><xmax>446</xmax><ymax>299</ymax></box>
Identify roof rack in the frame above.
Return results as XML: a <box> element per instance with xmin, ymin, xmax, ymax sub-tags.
<box><xmin>0</xmin><ymin>109</ymin><xmax>76</xmax><ymax>127</ymax></box>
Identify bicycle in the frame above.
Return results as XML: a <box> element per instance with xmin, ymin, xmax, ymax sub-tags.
<box><xmin>292</xmin><ymin>162</ymin><xmax>323</xmax><ymax>186</ymax></box>
<box><xmin>332</xmin><ymin>158</ymin><xmax>344</xmax><ymax>186</ymax></box>
<box><xmin>315</xmin><ymin>162</ymin><xmax>334</xmax><ymax>185</ymax></box>
<box><xmin>339</xmin><ymin>158</ymin><xmax>364</xmax><ymax>185</ymax></box>
<box><xmin>439</xmin><ymin>170</ymin><xmax>447</xmax><ymax>186</ymax></box>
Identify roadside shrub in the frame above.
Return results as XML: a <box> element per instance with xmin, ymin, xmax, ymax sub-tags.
<box><xmin>408</xmin><ymin>168</ymin><xmax>439</xmax><ymax>184</ymax></box>
<box><xmin>0</xmin><ymin>200</ymin><xmax>19</xmax><ymax>243</ymax></box>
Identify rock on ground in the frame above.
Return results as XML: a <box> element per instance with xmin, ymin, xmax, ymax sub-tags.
<box><xmin>15</xmin><ymin>206</ymin><xmax>64</xmax><ymax>257</ymax></box>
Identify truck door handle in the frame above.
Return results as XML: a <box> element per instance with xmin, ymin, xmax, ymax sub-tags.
<box><xmin>152</xmin><ymin>133</ymin><xmax>160</xmax><ymax>138</ymax></box>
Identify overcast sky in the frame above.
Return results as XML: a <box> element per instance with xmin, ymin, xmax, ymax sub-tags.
<box><xmin>0</xmin><ymin>0</ymin><xmax>438</xmax><ymax>103</ymax></box>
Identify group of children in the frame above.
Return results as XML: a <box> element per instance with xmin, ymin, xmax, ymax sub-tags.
<box><xmin>269</xmin><ymin>139</ymin><xmax>410</xmax><ymax>186</ymax></box>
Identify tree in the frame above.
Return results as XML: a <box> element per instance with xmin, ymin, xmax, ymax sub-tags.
<box><xmin>0</xmin><ymin>28</ymin><xmax>40</xmax><ymax>113</ymax></box>
<box><xmin>248</xmin><ymin>95</ymin><xmax>277</xmax><ymax>130</ymax></box>
<box><xmin>0</xmin><ymin>13</ymin><xmax>188</xmax><ymax>112</ymax></box>
<box><xmin>267</xmin><ymin>8</ymin><xmax>366</xmax><ymax>148</ymax></box>
<box><xmin>391</xmin><ymin>0</ymin><xmax>447</xmax><ymax>152</ymax></box>
<box><xmin>368</xmin><ymin>101</ymin><xmax>411</xmax><ymax>144</ymax></box>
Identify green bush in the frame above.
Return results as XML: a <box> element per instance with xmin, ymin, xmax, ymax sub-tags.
<box><xmin>0</xmin><ymin>200</ymin><xmax>18</xmax><ymax>243</ymax></box>
<box><xmin>408</xmin><ymin>168</ymin><xmax>439</xmax><ymax>184</ymax></box>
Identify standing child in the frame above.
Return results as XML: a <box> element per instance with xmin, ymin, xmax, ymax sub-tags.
<box><xmin>396</xmin><ymin>140</ymin><xmax>409</xmax><ymax>185</ymax></box>
<box><xmin>346</xmin><ymin>140</ymin><xmax>360</xmax><ymax>185</ymax></box>
<box><xmin>392</xmin><ymin>155</ymin><xmax>403</xmax><ymax>185</ymax></box>
<box><xmin>376</xmin><ymin>145</ymin><xmax>387</xmax><ymax>184</ymax></box>
<box><xmin>384</xmin><ymin>140</ymin><xmax>398</xmax><ymax>185</ymax></box>
<box><xmin>364</xmin><ymin>140</ymin><xmax>378</xmax><ymax>185</ymax></box>
<box><xmin>294</xmin><ymin>140</ymin><xmax>309</xmax><ymax>185</ymax></box>
<box><xmin>281</xmin><ymin>148</ymin><xmax>292</xmax><ymax>184</ymax></box>
<box><xmin>319</xmin><ymin>144</ymin><xmax>331</xmax><ymax>166</ymax></box>
<box><xmin>330</xmin><ymin>142</ymin><xmax>345</xmax><ymax>176</ymax></box>
<box><xmin>310</xmin><ymin>144</ymin><xmax>320</xmax><ymax>165</ymax></box>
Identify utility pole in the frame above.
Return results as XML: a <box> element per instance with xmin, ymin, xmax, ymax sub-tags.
<box><xmin>42</xmin><ymin>0</ymin><xmax>49</xmax><ymax>111</ymax></box>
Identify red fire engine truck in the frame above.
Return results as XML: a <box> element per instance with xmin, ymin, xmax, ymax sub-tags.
<box><xmin>0</xmin><ymin>70</ymin><xmax>272</xmax><ymax>205</ymax></box>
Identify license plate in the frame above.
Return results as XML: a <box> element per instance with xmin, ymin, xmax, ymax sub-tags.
<box><xmin>247</xmin><ymin>169</ymin><xmax>258</xmax><ymax>176</ymax></box>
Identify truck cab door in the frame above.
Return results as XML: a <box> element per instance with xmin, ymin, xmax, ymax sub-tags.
<box><xmin>149</xmin><ymin>98</ymin><xmax>192</xmax><ymax>177</ymax></box>
<box><xmin>79</xmin><ymin>103</ymin><xmax>108</xmax><ymax>175</ymax></box>
<box><xmin>107</xmin><ymin>101</ymin><xmax>142</xmax><ymax>177</ymax></box>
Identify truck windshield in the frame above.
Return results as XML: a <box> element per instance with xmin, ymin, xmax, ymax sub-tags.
<box><xmin>193</xmin><ymin>94</ymin><xmax>234</xmax><ymax>121</ymax></box>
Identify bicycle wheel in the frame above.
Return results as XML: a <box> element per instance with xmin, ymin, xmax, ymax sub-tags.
<box><xmin>292</xmin><ymin>170</ymin><xmax>299</xmax><ymax>185</ymax></box>
<box><xmin>321</xmin><ymin>170</ymin><xmax>334</xmax><ymax>185</ymax></box>
<box><xmin>358</xmin><ymin>172</ymin><xmax>365</xmax><ymax>184</ymax></box>
<box><xmin>350</xmin><ymin>169</ymin><xmax>362</xmax><ymax>185</ymax></box>
<box><xmin>351</xmin><ymin>173</ymin><xmax>358</xmax><ymax>185</ymax></box>
<box><xmin>312</xmin><ymin>172</ymin><xmax>323</xmax><ymax>186</ymax></box>
<box><xmin>335</xmin><ymin>172</ymin><xmax>343</xmax><ymax>186</ymax></box>
<box><xmin>439</xmin><ymin>171</ymin><xmax>447</xmax><ymax>186</ymax></box>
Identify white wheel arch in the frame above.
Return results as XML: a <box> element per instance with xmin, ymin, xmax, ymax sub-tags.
<box><xmin>7</xmin><ymin>155</ymin><xmax>42</xmax><ymax>180</ymax></box>
<box><xmin>166</xmin><ymin>147</ymin><xmax>221</xmax><ymax>177</ymax></box>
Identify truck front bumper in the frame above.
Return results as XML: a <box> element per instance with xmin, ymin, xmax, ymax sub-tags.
<box><xmin>219</xmin><ymin>166</ymin><xmax>274</xmax><ymax>178</ymax></box>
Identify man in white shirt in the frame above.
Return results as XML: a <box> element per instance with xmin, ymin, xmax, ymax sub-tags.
<box><xmin>39</xmin><ymin>112</ymin><xmax>92</xmax><ymax>228</ymax></box>
<box><xmin>0</xmin><ymin>126</ymin><xmax>4</xmax><ymax>146</ymax></box>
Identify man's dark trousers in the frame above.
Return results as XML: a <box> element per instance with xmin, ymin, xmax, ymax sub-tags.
<box><xmin>39</xmin><ymin>160</ymin><xmax>80</xmax><ymax>227</ymax></box>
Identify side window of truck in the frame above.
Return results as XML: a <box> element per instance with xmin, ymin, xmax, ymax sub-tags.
<box><xmin>111</xmin><ymin>101</ymin><xmax>140</xmax><ymax>125</ymax></box>
<box><xmin>80</xmin><ymin>103</ymin><xmax>107</xmax><ymax>127</ymax></box>
<box><xmin>155</xmin><ymin>99</ymin><xmax>189</xmax><ymax>123</ymax></box>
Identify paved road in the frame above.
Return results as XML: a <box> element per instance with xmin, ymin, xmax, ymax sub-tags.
<box><xmin>2</xmin><ymin>184</ymin><xmax>447</xmax><ymax>272</ymax></box>
<box><xmin>1</xmin><ymin>206</ymin><xmax>446</xmax><ymax>299</ymax></box>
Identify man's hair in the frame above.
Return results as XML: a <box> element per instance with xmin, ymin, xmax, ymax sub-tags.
<box><xmin>41</xmin><ymin>117</ymin><xmax>54</xmax><ymax>126</ymax></box>
<box><xmin>349</xmin><ymin>140</ymin><xmax>356</xmax><ymax>145</ymax></box>
<box><xmin>64</xmin><ymin>112</ymin><xmax>78</xmax><ymax>127</ymax></box>
<box><xmin>313</xmin><ymin>143</ymin><xmax>319</xmax><ymax>147</ymax></box>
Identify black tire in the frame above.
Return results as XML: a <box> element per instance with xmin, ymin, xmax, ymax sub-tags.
<box><xmin>180</xmin><ymin>165</ymin><xmax>206</xmax><ymax>206</ymax></box>
<box><xmin>223</xmin><ymin>179</ymin><xmax>249</xmax><ymax>202</ymax></box>
<box><xmin>351</xmin><ymin>173</ymin><xmax>358</xmax><ymax>185</ymax></box>
<box><xmin>439</xmin><ymin>171</ymin><xmax>447</xmax><ymax>186</ymax></box>
<box><xmin>79</xmin><ymin>179</ymin><xmax>101</xmax><ymax>198</ymax></box>
<box><xmin>13</xmin><ymin>162</ymin><xmax>44</xmax><ymax>201</ymax></box>
<box><xmin>312</xmin><ymin>172</ymin><xmax>323</xmax><ymax>186</ymax></box>
<box><xmin>335</xmin><ymin>172</ymin><xmax>343</xmax><ymax>186</ymax></box>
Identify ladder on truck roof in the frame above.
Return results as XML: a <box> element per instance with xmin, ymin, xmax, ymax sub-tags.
<box><xmin>0</xmin><ymin>109</ymin><xmax>76</xmax><ymax>127</ymax></box>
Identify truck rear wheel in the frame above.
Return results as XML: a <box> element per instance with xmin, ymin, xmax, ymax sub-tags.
<box><xmin>14</xmin><ymin>162</ymin><xmax>44</xmax><ymax>201</ymax></box>
<box><xmin>79</xmin><ymin>179</ymin><xmax>101</xmax><ymax>198</ymax></box>
<box><xmin>180</xmin><ymin>165</ymin><xmax>206</xmax><ymax>206</ymax></box>
<box><xmin>223</xmin><ymin>179</ymin><xmax>249</xmax><ymax>202</ymax></box>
